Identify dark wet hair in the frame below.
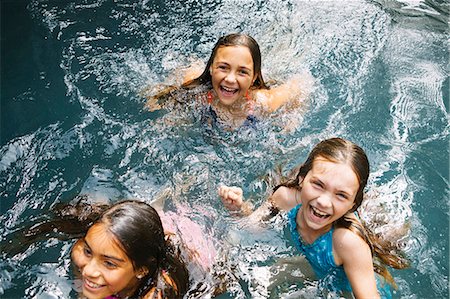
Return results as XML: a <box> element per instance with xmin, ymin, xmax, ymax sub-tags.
<box><xmin>183</xmin><ymin>33</ymin><xmax>268</xmax><ymax>90</ymax></box>
<box><xmin>144</xmin><ymin>33</ymin><xmax>269</xmax><ymax>109</ymax></box>
<box><xmin>100</xmin><ymin>201</ymin><xmax>165</xmax><ymax>275</ymax></box>
<box><xmin>98</xmin><ymin>200</ymin><xmax>188</xmax><ymax>297</ymax></box>
<box><xmin>2</xmin><ymin>198</ymin><xmax>189</xmax><ymax>298</ymax></box>
<box><xmin>276</xmin><ymin>138</ymin><xmax>409</xmax><ymax>286</ymax></box>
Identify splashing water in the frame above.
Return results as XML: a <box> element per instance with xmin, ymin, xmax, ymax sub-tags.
<box><xmin>1</xmin><ymin>0</ymin><xmax>448</xmax><ymax>298</ymax></box>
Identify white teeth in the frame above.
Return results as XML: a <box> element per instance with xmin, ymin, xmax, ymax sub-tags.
<box><xmin>311</xmin><ymin>206</ymin><xmax>329</xmax><ymax>218</ymax></box>
<box><xmin>85</xmin><ymin>279</ymin><xmax>102</xmax><ymax>289</ymax></box>
<box><xmin>221</xmin><ymin>86</ymin><xmax>237</xmax><ymax>92</ymax></box>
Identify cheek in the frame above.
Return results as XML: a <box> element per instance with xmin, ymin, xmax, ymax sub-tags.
<box><xmin>211</xmin><ymin>70</ymin><xmax>221</xmax><ymax>82</ymax></box>
<box><xmin>300</xmin><ymin>183</ymin><xmax>314</xmax><ymax>197</ymax></box>
<box><xmin>71</xmin><ymin>243</ymin><xmax>87</xmax><ymax>269</ymax></box>
<box><xmin>240</xmin><ymin>77</ymin><xmax>253</xmax><ymax>89</ymax></box>
<box><xmin>104</xmin><ymin>270</ymin><xmax>138</xmax><ymax>293</ymax></box>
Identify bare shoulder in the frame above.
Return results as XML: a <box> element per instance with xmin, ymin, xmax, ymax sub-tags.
<box><xmin>333</xmin><ymin>226</ymin><xmax>371</xmax><ymax>266</ymax></box>
<box><xmin>271</xmin><ymin>186</ymin><xmax>298</xmax><ymax>211</ymax></box>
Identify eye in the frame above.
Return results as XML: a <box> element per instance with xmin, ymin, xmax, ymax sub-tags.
<box><xmin>336</xmin><ymin>193</ymin><xmax>349</xmax><ymax>200</ymax></box>
<box><xmin>104</xmin><ymin>260</ymin><xmax>118</xmax><ymax>269</ymax></box>
<box><xmin>217</xmin><ymin>65</ymin><xmax>228</xmax><ymax>70</ymax></box>
<box><xmin>312</xmin><ymin>180</ymin><xmax>323</xmax><ymax>189</ymax></box>
<box><xmin>238</xmin><ymin>69</ymin><xmax>250</xmax><ymax>76</ymax></box>
<box><xmin>83</xmin><ymin>246</ymin><xmax>92</xmax><ymax>257</ymax></box>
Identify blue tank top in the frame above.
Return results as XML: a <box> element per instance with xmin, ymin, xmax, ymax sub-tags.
<box><xmin>287</xmin><ymin>204</ymin><xmax>393</xmax><ymax>298</ymax></box>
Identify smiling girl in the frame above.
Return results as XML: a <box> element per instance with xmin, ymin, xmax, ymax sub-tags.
<box><xmin>4</xmin><ymin>199</ymin><xmax>217</xmax><ymax>299</ymax></box>
<box><xmin>69</xmin><ymin>200</ymin><xmax>188</xmax><ymax>299</ymax></box>
<box><xmin>145</xmin><ymin>33</ymin><xmax>312</xmax><ymax>129</ymax></box>
<box><xmin>219</xmin><ymin>138</ymin><xmax>409</xmax><ymax>298</ymax></box>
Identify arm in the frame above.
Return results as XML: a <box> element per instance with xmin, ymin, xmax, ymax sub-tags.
<box><xmin>144</xmin><ymin>61</ymin><xmax>205</xmax><ymax>111</ymax></box>
<box><xmin>181</xmin><ymin>62</ymin><xmax>204</xmax><ymax>84</ymax></box>
<box><xmin>255</xmin><ymin>72</ymin><xmax>314</xmax><ymax>112</ymax></box>
<box><xmin>218</xmin><ymin>185</ymin><xmax>299</xmax><ymax>221</ymax></box>
<box><xmin>333</xmin><ymin>228</ymin><xmax>380</xmax><ymax>299</ymax></box>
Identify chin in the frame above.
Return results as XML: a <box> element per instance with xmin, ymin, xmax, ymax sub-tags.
<box><xmin>219</xmin><ymin>97</ymin><xmax>238</xmax><ymax>106</ymax></box>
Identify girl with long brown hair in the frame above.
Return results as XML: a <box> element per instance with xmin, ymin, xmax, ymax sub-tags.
<box><xmin>219</xmin><ymin>138</ymin><xmax>409</xmax><ymax>298</ymax></box>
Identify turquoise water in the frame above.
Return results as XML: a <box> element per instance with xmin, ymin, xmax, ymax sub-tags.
<box><xmin>1</xmin><ymin>0</ymin><xmax>448</xmax><ymax>298</ymax></box>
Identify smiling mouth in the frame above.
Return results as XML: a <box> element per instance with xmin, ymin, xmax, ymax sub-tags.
<box><xmin>220</xmin><ymin>85</ymin><xmax>238</xmax><ymax>95</ymax></box>
<box><xmin>84</xmin><ymin>278</ymin><xmax>104</xmax><ymax>290</ymax></box>
<box><xmin>310</xmin><ymin>206</ymin><xmax>330</xmax><ymax>219</ymax></box>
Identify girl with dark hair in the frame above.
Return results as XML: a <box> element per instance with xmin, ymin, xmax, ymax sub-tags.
<box><xmin>218</xmin><ymin>138</ymin><xmax>409</xmax><ymax>298</ymax></box>
<box><xmin>145</xmin><ymin>33</ymin><xmax>312</xmax><ymax>129</ymax></box>
<box><xmin>4</xmin><ymin>199</ymin><xmax>215</xmax><ymax>299</ymax></box>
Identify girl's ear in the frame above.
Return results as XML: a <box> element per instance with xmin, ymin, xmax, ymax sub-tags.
<box><xmin>209</xmin><ymin>66</ymin><xmax>213</xmax><ymax>75</ymax></box>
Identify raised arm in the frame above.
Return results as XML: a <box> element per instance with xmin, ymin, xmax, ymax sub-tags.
<box><xmin>144</xmin><ymin>61</ymin><xmax>205</xmax><ymax>111</ymax></box>
<box><xmin>218</xmin><ymin>185</ymin><xmax>251</xmax><ymax>215</ymax></box>
<box><xmin>218</xmin><ymin>185</ymin><xmax>299</xmax><ymax>221</ymax></box>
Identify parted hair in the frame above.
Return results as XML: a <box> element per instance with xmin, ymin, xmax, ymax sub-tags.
<box><xmin>3</xmin><ymin>198</ymin><xmax>189</xmax><ymax>298</ymax></box>
<box><xmin>146</xmin><ymin>33</ymin><xmax>269</xmax><ymax>108</ymax></box>
<box><xmin>276</xmin><ymin>138</ymin><xmax>409</xmax><ymax>287</ymax></box>
<box><xmin>183</xmin><ymin>33</ymin><xmax>269</xmax><ymax>90</ymax></box>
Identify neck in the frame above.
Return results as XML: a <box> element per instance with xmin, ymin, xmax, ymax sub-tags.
<box><xmin>296</xmin><ymin>206</ymin><xmax>333</xmax><ymax>244</ymax></box>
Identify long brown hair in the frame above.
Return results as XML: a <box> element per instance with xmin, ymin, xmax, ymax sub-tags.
<box><xmin>145</xmin><ymin>33</ymin><xmax>269</xmax><ymax>109</ymax></box>
<box><xmin>277</xmin><ymin>138</ymin><xmax>409</xmax><ymax>287</ymax></box>
<box><xmin>183</xmin><ymin>33</ymin><xmax>269</xmax><ymax>90</ymax></box>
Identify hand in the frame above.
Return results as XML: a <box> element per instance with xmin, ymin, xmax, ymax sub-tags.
<box><xmin>218</xmin><ymin>185</ymin><xmax>243</xmax><ymax>211</ymax></box>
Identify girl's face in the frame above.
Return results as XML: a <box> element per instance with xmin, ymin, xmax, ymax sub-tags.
<box><xmin>298</xmin><ymin>157</ymin><xmax>360</xmax><ymax>236</ymax></box>
<box><xmin>209</xmin><ymin>45</ymin><xmax>256</xmax><ymax>106</ymax></box>
<box><xmin>71</xmin><ymin>223</ymin><xmax>145</xmax><ymax>299</ymax></box>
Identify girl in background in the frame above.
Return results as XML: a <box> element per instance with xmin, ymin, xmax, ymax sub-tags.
<box><xmin>3</xmin><ymin>198</ymin><xmax>215</xmax><ymax>299</ymax></box>
<box><xmin>219</xmin><ymin>138</ymin><xmax>409</xmax><ymax>298</ymax></box>
<box><xmin>145</xmin><ymin>33</ymin><xmax>312</xmax><ymax>130</ymax></box>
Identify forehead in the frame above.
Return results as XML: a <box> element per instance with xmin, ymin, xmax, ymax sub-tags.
<box><xmin>214</xmin><ymin>45</ymin><xmax>254</xmax><ymax>66</ymax></box>
<box><xmin>85</xmin><ymin>223</ymin><xmax>130</xmax><ymax>261</ymax></box>
<box><xmin>310</xmin><ymin>157</ymin><xmax>360</xmax><ymax>190</ymax></box>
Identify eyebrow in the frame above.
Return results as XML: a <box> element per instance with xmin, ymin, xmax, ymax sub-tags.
<box><xmin>312</xmin><ymin>177</ymin><xmax>353</xmax><ymax>196</ymax></box>
<box><xmin>84</xmin><ymin>239</ymin><xmax>126</xmax><ymax>263</ymax></box>
<box><xmin>215</xmin><ymin>61</ymin><xmax>252</xmax><ymax>71</ymax></box>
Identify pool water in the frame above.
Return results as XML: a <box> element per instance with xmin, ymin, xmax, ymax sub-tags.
<box><xmin>1</xmin><ymin>0</ymin><xmax>448</xmax><ymax>298</ymax></box>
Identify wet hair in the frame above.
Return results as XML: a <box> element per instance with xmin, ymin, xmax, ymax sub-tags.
<box><xmin>145</xmin><ymin>33</ymin><xmax>269</xmax><ymax>109</ymax></box>
<box><xmin>97</xmin><ymin>200</ymin><xmax>188</xmax><ymax>297</ymax></box>
<box><xmin>183</xmin><ymin>33</ymin><xmax>268</xmax><ymax>90</ymax></box>
<box><xmin>275</xmin><ymin>138</ymin><xmax>409</xmax><ymax>287</ymax></box>
<box><xmin>2</xmin><ymin>198</ymin><xmax>189</xmax><ymax>298</ymax></box>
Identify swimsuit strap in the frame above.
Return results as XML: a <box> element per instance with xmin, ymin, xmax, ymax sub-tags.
<box><xmin>207</xmin><ymin>90</ymin><xmax>214</xmax><ymax>104</ymax></box>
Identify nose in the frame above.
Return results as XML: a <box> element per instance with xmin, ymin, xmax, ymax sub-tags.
<box><xmin>82</xmin><ymin>259</ymin><xmax>101</xmax><ymax>278</ymax></box>
<box><xmin>224</xmin><ymin>72</ymin><xmax>236</xmax><ymax>83</ymax></box>
<box><xmin>316</xmin><ymin>192</ymin><xmax>332</xmax><ymax>209</ymax></box>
